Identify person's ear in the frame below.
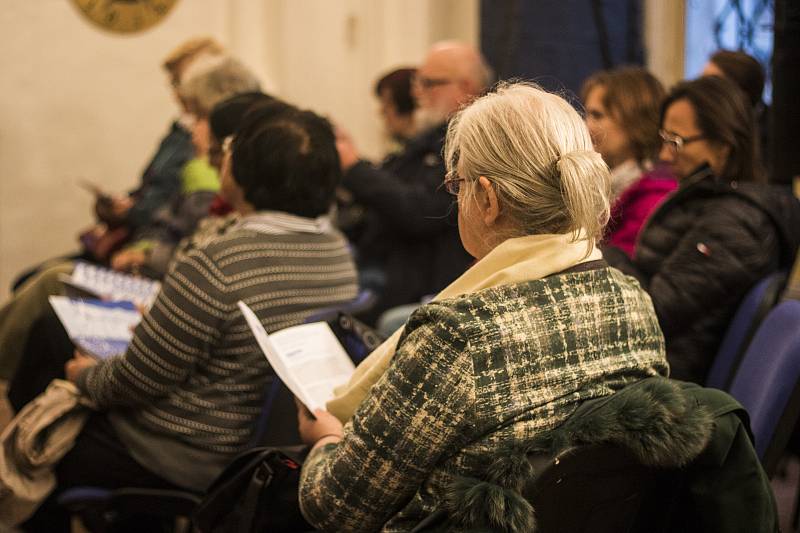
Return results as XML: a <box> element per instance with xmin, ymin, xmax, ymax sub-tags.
<box><xmin>709</xmin><ymin>142</ymin><xmax>732</xmax><ymax>176</ymax></box>
<box><xmin>477</xmin><ymin>176</ymin><xmax>499</xmax><ymax>226</ymax></box>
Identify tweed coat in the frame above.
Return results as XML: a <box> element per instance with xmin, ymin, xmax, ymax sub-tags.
<box><xmin>299</xmin><ymin>265</ymin><xmax>668</xmax><ymax>532</ymax></box>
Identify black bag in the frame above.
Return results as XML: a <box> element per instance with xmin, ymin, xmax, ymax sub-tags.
<box><xmin>327</xmin><ymin>312</ymin><xmax>385</xmax><ymax>363</ymax></box>
<box><xmin>193</xmin><ymin>447</ymin><xmax>311</xmax><ymax>533</ymax></box>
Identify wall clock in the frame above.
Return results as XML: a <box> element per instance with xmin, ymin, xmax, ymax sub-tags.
<box><xmin>70</xmin><ymin>0</ymin><xmax>179</xmax><ymax>34</ymax></box>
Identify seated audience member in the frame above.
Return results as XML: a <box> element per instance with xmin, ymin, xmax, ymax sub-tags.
<box><xmin>0</xmin><ymin>91</ymin><xmax>267</xmax><ymax>382</ymax></box>
<box><xmin>335</xmin><ymin>67</ymin><xmax>417</xmax><ymax>276</ymax></box>
<box><xmin>11</xmin><ymin>37</ymin><xmax>222</xmax><ymax>291</ymax></box>
<box><xmin>582</xmin><ymin>67</ymin><xmax>677</xmax><ymax>256</ymax></box>
<box><xmin>109</xmin><ymin>56</ymin><xmax>262</xmax><ymax>275</ymax></box>
<box><xmin>0</xmin><ymin>31</ymin><xmax>214</xmax><ymax>374</ymax></box>
<box><xmin>0</xmin><ymin>94</ymin><xmax>279</xmax><ymax>402</ymax></box>
<box><xmin>103</xmin><ymin>37</ymin><xmax>223</xmax><ymax>234</ymax></box>
<box><xmin>297</xmin><ymin>82</ymin><xmax>669</xmax><ymax>531</ymax></box>
<box><xmin>605</xmin><ymin>76</ymin><xmax>800</xmax><ymax>384</ymax></box>
<box><xmin>18</xmin><ymin>107</ymin><xmax>358</xmax><ymax>532</ymax></box>
<box><xmin>702</xmin><ymin>49</ymin><xmax>769</xmax><ymax>162</ymax></box>
<box><xmin>376</xmin><ymin>67</ymin><xmax>417</xmax><ymax>145</ymax></box>
<box><xmin>336</xmin><ymin>41</ymin><xmax>492</xmax><ymax>324</ymax></box>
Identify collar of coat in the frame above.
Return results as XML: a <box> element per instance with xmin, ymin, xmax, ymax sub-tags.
<box><xmin>442</xmin><ymin>377</ymin><xmax>719</xmax><ymax>532</ymax></box>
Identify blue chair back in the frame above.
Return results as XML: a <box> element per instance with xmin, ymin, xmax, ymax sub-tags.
<box><xmin>706</xmin><ymin>272</ymin><xmax>785</xmax><ymax>389</ymax></box>
<box><xmin>727</xmin><ymin>299</ymin><xmax>800</xmax><ymax>475</ymax></box>
<box><xmin>303</xmin><ymin>288</ymin><xmax>376</xmax><ymax>324</ymax></box>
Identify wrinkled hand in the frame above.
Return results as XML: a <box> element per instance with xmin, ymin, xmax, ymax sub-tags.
<box><xmin>110</xmin><ymin>248</ymin><xmax>147</xmax><ymax>273</ymax></box>
<box><xmin>297</xmin><ymin>398</ymin><xmax>344</xmax><ymax>448</ymax></box>
<box><xmin>65</xmin><ymin>349</ymin><xmax>98</xmax><ymax>383</ymax></box>
<box><xmin>335</xmin><ymin>125</ymin><xmax>360</xmax><ymax>172</ymax></box>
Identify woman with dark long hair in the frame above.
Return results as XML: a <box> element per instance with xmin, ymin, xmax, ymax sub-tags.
<box><xmin>606</xmin><ymin>75</ymin><xmax>800</xmax><ymax>384</ymax></box>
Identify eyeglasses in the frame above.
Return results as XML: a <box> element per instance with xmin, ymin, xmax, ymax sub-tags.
<box><xmin>659</xmin><ymin>129</ymin><xmax>706</xmax><ymax>152</ymax></box>
<box><xmin>443</xmin><ymin>177</ymin><xmax>465</xmax><ymax>195</ymax></box>
<box><xmin>413</xmin><ymin>75</ymin><xmax>455</xmax><ymax>90</ymax></box>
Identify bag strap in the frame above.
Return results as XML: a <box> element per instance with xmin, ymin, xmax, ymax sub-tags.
<box><xmin>238</xmin><ymin>461</ymin><xmax>274</xmax><ymax>533</ymax></box>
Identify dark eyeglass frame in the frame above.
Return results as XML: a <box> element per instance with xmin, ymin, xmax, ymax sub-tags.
<box><xmin>443</xmin><ymin>177</ymin><xmax>465</xmax><ymax>196</ymax></box>
<box><xmin>413</xmin><ymin>75</ymin><xmax>455</xmax><ymax>90</ymax></box>
<box><xmin>659</xmin><ymin>129</ymin><xmax>706</xmax><ymax>152</ymax></box>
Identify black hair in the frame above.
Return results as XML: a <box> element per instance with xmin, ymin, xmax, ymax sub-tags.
<box><xmin>374</xmin><ymin>68</ymin><xmax>417</xmax><ymax>115</ymax></box>
<box><xmin>209</xmin><ymin>91</ymin><xmax>273</xmax><ymax>140</ymax></box>
<box><xmin>661</xmin><ymin>76</ymin><xmax>763</xmax><ymax>183</ymax></box>
<box><xmin>231</xmin><ymin>109</ymin><xmax>341</xmax><ymax>217</ymax></box>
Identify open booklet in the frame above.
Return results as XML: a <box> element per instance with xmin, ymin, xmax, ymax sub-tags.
<box><xmin>59</xmin><ymin>261</ymin><xmax>161</xmax><ymax>308</ymax></box>
<box><xmin>238</xmin><ymin>301</ymin><xmax>355</xmax><ymax>413</ymax></box>
<box><xmin>49</xmin><ymin>296</ymin><xmax>142</xmax><ymax>359</ymax></box>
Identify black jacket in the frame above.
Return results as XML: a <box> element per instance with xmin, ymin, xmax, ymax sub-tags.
<box><xmin>126</xmin><ymin>121</ymin><xmax>194</xmax><ymax>230</ymax></box>
<box><xmin>341</xmin><ymin>124</ymin><xmax>472</xmax><ymax>321</ymax></box>
<box><xmin>607</xmin><ymin>165</ymin><xmax>800</xmax><ymax>383</ymax></box>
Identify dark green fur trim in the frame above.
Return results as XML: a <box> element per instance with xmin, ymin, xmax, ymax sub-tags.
<box><xmin>445</xmin><ymin>477</ymin><xmax>536</xmax><ymax>533</ymax></box>
<box><xmin>444</xmin><ymin>377</ymin><xmax>714</xmax><ymax>531</ymax></box>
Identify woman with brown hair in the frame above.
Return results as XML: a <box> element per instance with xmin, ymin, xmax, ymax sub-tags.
<box><xmin>606</xmin><ymin>75</ymin><xmax>800</xmax><ymax>384</ymax></box>
<box><xmin>582</xmin><ymin>66</ymin><xmax>677</xmax><ymax>256</ymax></box>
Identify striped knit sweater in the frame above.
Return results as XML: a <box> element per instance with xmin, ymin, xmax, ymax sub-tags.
<box><xmin>299</xmin><ymin>266</ymin><xmax>668</xmax><ymax>531</ymax></box>
<box><xmin>76</xmin><ymin>212</ymin><xmax>358</xmax><ymax>490</ymax></box>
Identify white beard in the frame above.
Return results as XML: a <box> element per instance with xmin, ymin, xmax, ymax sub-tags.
<box><xmin>414</xmin><ymin>105</ymin><xmax>449</xmax><ymax>132</ymax></box>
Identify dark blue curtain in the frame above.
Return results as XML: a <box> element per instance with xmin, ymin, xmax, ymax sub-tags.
<box><xmin>480</xmin><ymin>0</ymin><xmax>644</xmax><ymax>98</ymax></box>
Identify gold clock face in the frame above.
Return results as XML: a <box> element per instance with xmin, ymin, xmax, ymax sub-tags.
<box><xmin>71</xmin><ymin>0</ymin><xmax>179</xmax><ymax>34</ymax></box>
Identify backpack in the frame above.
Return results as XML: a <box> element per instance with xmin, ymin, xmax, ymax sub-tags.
<box><xmin>193</xmin><ymin>447</ymin><xmax>311</xmax><ymax>533</ymax></box>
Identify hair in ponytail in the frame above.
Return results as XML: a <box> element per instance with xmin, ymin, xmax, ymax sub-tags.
<box><xmin>445</xmin><ymin>81</ymin><xmax>611</xmax><ymax>255</ymax></box>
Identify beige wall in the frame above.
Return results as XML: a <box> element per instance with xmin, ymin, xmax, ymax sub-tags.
<box><xmin>0</xmin><ymin>0</ymin><xmax>228</xmax><ymax>297</ymax></box>
<box><xmin>644</xmin><ymin>0</ymin><xmax>686</xmax><ymax>88</ymax></box>
<box><xmin>0</xmin><ymin>0</ymin><xmax>477</xmax><ymax>300</ymax></box>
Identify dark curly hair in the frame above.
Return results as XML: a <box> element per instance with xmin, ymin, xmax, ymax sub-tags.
<box><xmin>231</xmin><ymin>108</ymin><xmax>341</xmax><ymax>217</ymax></box>
<box><xmin>208</xmin><ymin>92</ymin><xmax>273</xmax><ymax>141</ymax></box>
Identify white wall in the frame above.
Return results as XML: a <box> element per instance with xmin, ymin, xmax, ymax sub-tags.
<box><xmin>0</xmin><ymin>0</ymin><xmax>478</xmax><ymax>299</ymax></box>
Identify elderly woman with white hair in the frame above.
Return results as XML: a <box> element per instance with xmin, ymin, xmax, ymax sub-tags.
<box><xmin>297</xmin><ymin>82</ymin><xmax>669</xmax><ymax>531</ymax></box>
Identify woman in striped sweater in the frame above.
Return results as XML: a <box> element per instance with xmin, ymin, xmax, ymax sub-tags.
<box><xmin>23</xmin><ymin>107</ymin><xmax>358</xmax><ymax>531</ymax></box>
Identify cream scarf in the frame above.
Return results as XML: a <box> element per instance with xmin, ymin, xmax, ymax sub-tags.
<box><xmin>327</xmin><ymin>232</ymin><xmax>603</xmax><ymax>422</ymax></box>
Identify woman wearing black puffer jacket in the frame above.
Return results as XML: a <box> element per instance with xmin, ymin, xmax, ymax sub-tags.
<box><xmin>605</xmin><ymin>75</ymin><xmax>800</xmax><ymax>384</ymax></box>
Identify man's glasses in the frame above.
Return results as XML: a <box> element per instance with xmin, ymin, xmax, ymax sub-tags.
<box><xmin>659</xmin><ymin>129</ymin><xmax>706</xmax><ymax>152</ymax></box>
<box><xmin>413</xmin><ymin>75</ymin><xmax>455</xmax><ymax>90</ymax></box>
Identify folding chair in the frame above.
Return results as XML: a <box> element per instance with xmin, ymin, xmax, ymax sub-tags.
<box><xmin>725</xmin><ymin>299</ymin><xmax>800</xmax><ymax>475</ymax></box>
<box><xmin>705</xmin><ymin>272</ymin><xmax>785</xmax><ymax>390</ymax></box>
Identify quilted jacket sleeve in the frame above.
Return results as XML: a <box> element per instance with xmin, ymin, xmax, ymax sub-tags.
<box><xmin>646</xmin><ymin>198</ymin><xmax>779</xmax><ymax>337</ymax></box>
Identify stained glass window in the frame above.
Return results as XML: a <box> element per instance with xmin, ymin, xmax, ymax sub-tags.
<box><xmin>685</xmin><ymin>0</ymin><xmax>774</xmax><ymax>102</ymax></box>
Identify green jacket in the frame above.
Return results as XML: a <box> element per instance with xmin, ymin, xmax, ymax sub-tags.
<box><xmin>442</xmin><ymin>377</ymin><xmax>778</xmax><ymax>532</ymax></box>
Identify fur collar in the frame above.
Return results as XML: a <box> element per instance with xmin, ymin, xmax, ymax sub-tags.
<box><xmin>442</xmin><ymin>377</ymin><xmax>714</xmax><ymax>532</ymax></box>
